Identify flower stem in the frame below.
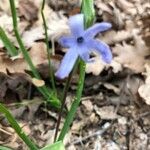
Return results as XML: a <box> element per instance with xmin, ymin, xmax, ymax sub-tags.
<box><xmin>54</xmin><ymin>59</ymin><xmax>79</xmax><ymax>142</ymax></box>
<box><xmin>57</xmin><ymin>60</ymin><xmax>86</xmax><ymax>141</ymax></box>
<box><xmin>41</xmin><ymin>0</ymin><xmax>57</xmax><ymax>95</ymax></box>
<box><xmin>0</xmin><ymin>103</ymin><xmax>38</xmax><ymax>150</ymax></box>
<box><xmin>54</xmin><ymin>72</ymin><xmax>72</xmax><ymax>142</ymax></box>
<box><xmin>57</xmin><ymin>0</ymin><xmax>95</xmax><ymax>141</ymax></box>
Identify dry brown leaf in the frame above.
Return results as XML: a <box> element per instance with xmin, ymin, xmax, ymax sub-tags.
<box><xmin>22</xmin><ymin>6</ymin><xmax>68</xmax><ymax>48</ymax></box>
<box><xmin>117</xmin><ymin>0</ymin><xmax>137</xmax><ymax>15</ymax></box>
<box><xmin>19</xmin><ymin>0</ymin><xmax>38</xmax><ymax>21</ymax></box>
<box><xmin>100</xmin><ymin>29</ymin><xmax>139</xmax><ymax>45</ymax></box>
<box><xmin>86</xmin><ymin>53</ymin><xmax>122</xmax><ymax>75</ymax></box>
<box><xmin>32</xmin><ymin>78</ymin><xmax>45</xmax><ymax>87</ymax></box>
<box><xmin>103</xmin><ymin>83</ymin><xmax>120</xmax><ymax>94</ymax></box>
<box><xmin>22</xmin><ymin>27</ymin><xmax>44</xmax><ymax>48</ymax></box>
<box><xmin>113</xmin><ymin>34</ymin><xmax>149</xmax><ymax>73</ymax></box>
<box><xmin>86</xmin><ymin>54</ymin><xmax>105</xmax><ymax>75</ymax></box>
<box><xmin>81</xmin><ymin>100</ymin><xmax>93</xmax><ymax>114</ymax></box>
<box><xmin>0</xmin><ymin>53</ymin><xmax>26</xmax><ymax>73</ymax></box>
<box><xmin>109</xmin><ymin>60</ymin><xmax>122</xmax><ymax>73</ymax></box>
<box><xmin>0</xmin><ymin>14</ymin><xmax>13</xmax><ymax>33</ymax></box>
<box><xmin>0</xmin><ymin>0</ymin><xmax>16</xmax><ymax>14</ymax></box>
<box><xmin>94</xmin><ymin>105</ymin><xmax>118</xmax><ymax>120</ymax></box>
<box><xmin>138</xmin><ymin>84</ymin><xmax>150</xmax><ymax>105</ymax></box>
<box><xmin>0</xmin><ymin>42</ymin><xmax>50</xmax><ymax>74</ymax></box>
<box><xmin>29</xmin><ymin>42</ymin><xmax>48</xmax><ymax>65</ymax></box>
<box><xmin>38</xmin><ymin>4</ymin><xmax>69</xmax><ymax>40</ymax></box>
<box><xmin>138</xmin><ymin>64</ymin><xmax>150</xmax><ymax>105</ymax></box>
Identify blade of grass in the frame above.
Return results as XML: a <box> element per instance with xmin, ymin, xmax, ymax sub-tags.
<box><xmin>9</xmin><ymin>0</ymin><xmax>60</xmax><ymax>107</ymax></box>
<box><xmin>0</xmin><ymin>27</ymin><xmax>18</xmax><ymax>56</ymax></box>
<box><xmin>40</xmin><ymin>141</ymin><xmax>65</xmax><ymax>150</ymax></box>
<box><xmin>0</xmin><ymin>146</ymin><xmax>13</xmax><ymax>150</ymax></box>
<box><xmin>0</xmin><ymin>103</ymin><xmax>38</xmax><ymax>150</ymax></box>
<box><xmin>57</xmin><ymin>0</ymin><xmax>95</xmax><ymax>141</ymax></box>
<box><xmin>41</xmin><ymin>0</ymin><xmax>57</xmax><ymax>95</ymax></box>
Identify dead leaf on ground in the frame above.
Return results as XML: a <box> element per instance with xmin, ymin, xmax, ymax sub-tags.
<box><xmin>113</xmin><ymin>34</ymin><xmax>150</xmax><ymax>73</ymax></box>
<box><xmin>19</xmin><ymin>0</ymin><xmax>38</xmax><ymax>21</ymax></box>
<box><xmin>32</xmin><ymin>78</ymin><xmax>45</xmax><ymax>87</ymax></box>
<box><xmin>94</xmin><ymin>105</ymin><xmax>118</xmax><ymax>120</ymax></box>
<box><xmin>86</xmin><ymin>54</ymin><xmax>105</xmax><ymax>75</ymax></box>
<box><xmin>138</xmin><ymin>64</ymin><xmax>150</xmax><ymax>105</ymax></box>
<box><xmin>0</xmin><ymin>42</ymin><xmax>57</xmax><ymax>74</ymax></box>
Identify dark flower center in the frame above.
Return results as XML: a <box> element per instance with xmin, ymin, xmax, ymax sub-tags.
<box><xmin>77</xmin><ymin>36</ymin><xmax>84</xmax><ymax>43</ymax></box>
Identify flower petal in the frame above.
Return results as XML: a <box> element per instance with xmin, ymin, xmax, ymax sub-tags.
<box><xmin>79</xmin><ymin>52</ymin><xmax>90</xmax><ymax>62</ymax></box>
<box><xmin>84</xmin><ymin>22</ymin><xmax>112</xmax><ymax>38</ymax></box>
<box><xmin>59</xmin><ymin>36</ymin><xmax>75</xmax><ymax>48</ymax></box>
<box><xmin>76</xmin><ymin>44</ymin><xmax>91</xmax><ymax>62</ymax></box>
<box><xmin>88</xmin><ymin>40</ymin><xmax>112</xmax><ymax>63</ymax></box>
<box><xmin>69</xmin><ymin>14</ymin><xmax>84</xmax><ymax>37</ymax></box>
<box><xmin>55</xmin><ymin>48</ymin><xmax>78</xmax><ymax>79</ymax></box>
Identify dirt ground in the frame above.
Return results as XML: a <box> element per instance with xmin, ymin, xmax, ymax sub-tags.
<box><xmin>0</xmin><ymin>0</ymin><xmax>150</xmax><ymax>149</ymax></box>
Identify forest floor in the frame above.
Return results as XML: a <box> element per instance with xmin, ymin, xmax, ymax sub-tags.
<box><xmin>0</xmin><ymin>0</ymin><xmax>150</xmax><ymax>149</ymax></box>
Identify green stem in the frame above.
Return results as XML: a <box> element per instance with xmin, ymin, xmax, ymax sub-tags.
<box><xmin>9</xmin><ymin>0</ymin><xmax>60</xmax><ymax>107</ymax></box>
<box><xmin>54</xmin><ymin>59</ymin><xmax>79</xmax><ymax>141</ymax></box>
<box><xmin>57</xmin><ymin>0</ymin><xmax>95</xmax><ymax>141</ymax></box>
<box><xmin>0</xmin><ymin>103</ymin><xmax>38</xmax><ymax>150</ymax></box>
<box><xmin>41</xmin><ymin>0</ymin><xmax>57</xmax><ymax>95</ymax></box>
<box><xmin>57</xmin><ymin>60</ymin><xmax>86</xmax><ymax>141</ymax></box>
<box><xmin>54</xmin><ymin>72</ymin><xmax>72</xmax><ymax>142</ymax></box>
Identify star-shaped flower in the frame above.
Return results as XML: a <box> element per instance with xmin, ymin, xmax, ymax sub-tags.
<box><xmin>55</xmin><ymin>14</ymin><xmax>112</xmax><ymax>79</ymax></box>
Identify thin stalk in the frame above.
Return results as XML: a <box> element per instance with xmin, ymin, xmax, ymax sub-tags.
<box><xmin>0</xmin><ymin>103</ymin><xmax>38</xmax><ymax>150</ymax></box>
<box><xmin>57</xmin><ymin>0</ymin><xmax>95</xmax><ymax>141</ymax></box>
<box><xmin>9</xmin><ymin>0</ymin><xmax>60</xmax><ymax>107</ymax></box>
<box><xmin>54</xmin><ymin>73</ymin><xmax>72</xmax><ymax>142</ymax></box>
<box><xmin>41</xmin><ymin>0</ymin><xmax>57</xmax><ymax>95</ymax></box>
<box><xmin>54</xmin><ymin>59</ymin><xmax>79</xmax><ymax>141</ymax></box>
<box><xmin>57</xmin><ymin>60</ymin><xmax>86</xmax><ymax>141</ymax></box>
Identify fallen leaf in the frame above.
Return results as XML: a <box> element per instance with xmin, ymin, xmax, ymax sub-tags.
<box><xmin>117</xmin><ymin>0</ymin><xmax>137</xmax><ymax>15</ymax></box>
<box><xmin>138</xmin><ymin>84</ymin><xmax>150</xmax><ymax>105</ymax></box>
<box><xmin>138</xmin><ymin>64</ymin><xmax>150</xmax><ymax>105</ymax></box>
<box><xmin>0</xmin><ymin>42</ymin><xmax>51</xmax><ymax>74</ymax></box>
<box><xmin>19</xmin><ymin>0</ymin><xmax>38</xmax><ymax>21</ymax></box>
<box><xmin>86</xmin><ymin>54</ymin><xmax>105</xmax><ymax>75</ymax></box>
<box><xmin>32</xmin><ymin>78</ymin><xmax>45</xmax><ymax>87</ymax></box>
<box><xmin>113</xmin><ymin>34</ymin><xmax>150</xmax><ymax>73</ymax></box>
<box><xmin>94</xmin><ymin>105</ymin><xmax>118</xmax><ymax>120</ymax></box>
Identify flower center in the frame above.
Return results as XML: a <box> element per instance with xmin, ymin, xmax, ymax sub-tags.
<box><xmin>77</xmin><ymin>36</ymin><xmax>84</xmax><ymax>43</ymax></box>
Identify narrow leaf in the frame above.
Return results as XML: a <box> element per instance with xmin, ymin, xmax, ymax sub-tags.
<box><xmin>0</xmin><ymin>27</ymin><xmax>18</xmax><ymax>56</ymax></box>
<box><xmin>40</xmin><ymin>141</ymin><xmax>65</xmax><ymax>150</ymax></box>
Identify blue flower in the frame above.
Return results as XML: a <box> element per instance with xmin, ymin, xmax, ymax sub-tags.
<box><xmin>55</xmin><ymin>14</ymin><xmax>112</xmax><ymax>79</ymax></box>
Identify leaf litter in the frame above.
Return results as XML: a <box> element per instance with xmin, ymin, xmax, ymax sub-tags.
<box><xmin>0</xmin><ymin>0</ymin><xmax>150</xmax><ymax>149</ymax></box>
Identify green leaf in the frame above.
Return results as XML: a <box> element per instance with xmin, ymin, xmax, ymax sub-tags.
<box><xmin>0</xmin><ymin>146</ymin><xmax>13</xmax><ymax>150</ymax></box>
<box><xmin>0</xmin><ymin>27</ymin><xmax>18</xmax><ymax>56</ymax></box>
<box><xmin>40</xmin><ymin>141</ymin><xmax>65</xmax><ymax>150</ymax></box>
<box><xmin>9</xmin><ymin>0</ymin><xmax>60</xmax><ymax>108</ymax></box>
<box><xmin>0</xmin><ymin>103</ymin><xmax>38</xmax><ymax>150</ymax></box>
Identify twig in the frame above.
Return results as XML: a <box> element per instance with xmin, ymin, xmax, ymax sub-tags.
<box><xmin>70</xmin><ymin>122</ymin><xmax>112</xmax><ymax>145</ymax></box>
